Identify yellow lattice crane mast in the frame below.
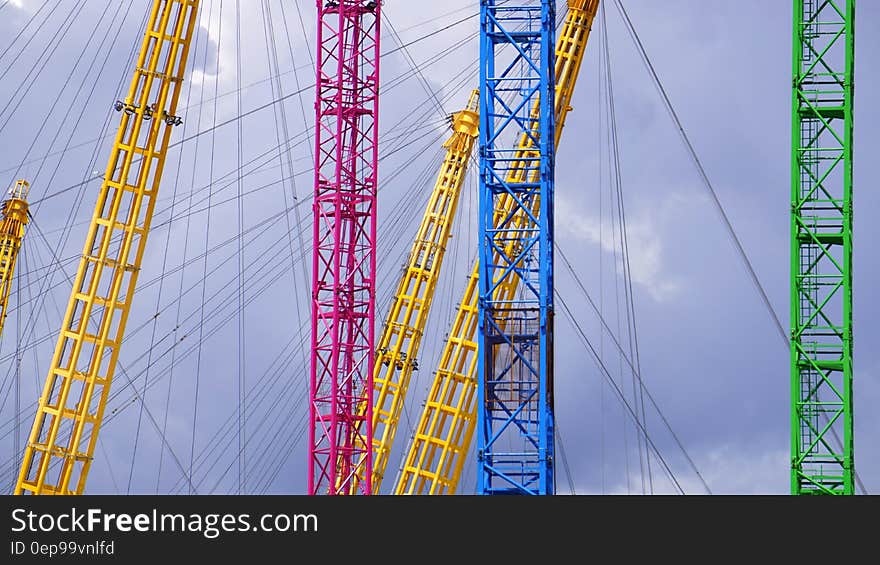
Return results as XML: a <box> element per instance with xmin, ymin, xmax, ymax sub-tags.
<box><xmin>0</xmin><ymin>180</ymin><xmax>31</xmax><ymax>338</ymax></box>
<box><xmin>15</xmin><ymin>0</ymin><xmax>200</xmax><ymax>495</ymax></box>
<box><xmin>347</xmin><ymin>91</ymin><xmax>480</xmax><ymax>493</ymax></box>
<box><xmin>394</xmin><ymin>0</ymin><xmax>599</xmax><ymax>495</ymax></box>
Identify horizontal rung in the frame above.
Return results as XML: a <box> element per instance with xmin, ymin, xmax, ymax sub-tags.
<box><xmin>52</xmin><ymin>369</ymin><xmax>109</xmax><ymax>386</ymax></box>
<box><xmin>797</xmin><ymin>232</ymin><xmax>843</xmax><ymax>244</ymax></box>
<box><xmin>81</xmin><ymin>255</ymin><xmax>140</xmax><ymax>272</ymax></box>
<box><xmin>39</xmin><ymin>406</ymin><xmax>99</xmax><ymax>424</ymax></box>
<box><xmin>16</xmin><ymin>482</ymin><xmax>73</xmax><ymax>495</ymax></box>
<box><xmin>797</xmin><ymin>358</ymin><xmax>844</xmax><ymax>371</ymax></box>
<box><xmin>798</xmin><ymin>105</ymin><xmax>845</xmax><ymax>120</ymax></box>
<box><xmin>27</xmin><ymin>443</ymin><xmax>93</xmax><ymax>461</ymax></box>
<box><xmin>136</xmin><ymin>67</ymin><xmax>182</xmax><ymax>83</ymax></box>
<box><xmin>73</xmin><ymin>294</ymin><xmax>125</xmax><ymax>309</ymax></box>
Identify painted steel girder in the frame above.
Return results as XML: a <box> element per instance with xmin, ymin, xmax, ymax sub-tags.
<box><xmin>790</xmin><ymin>0</ymin><xmax>855</xmax><ymax>495</ymax></box>
<box><xmin>395</xmin><ymin>0</ymin><xmax>598</xmax><ymax>496</ymax></box>
<box><xmin>16</xmin><ymin>0</ymin><xmax>200</xmax><ymax>495</ymax></box>
<box><xmin>309</xmin><ymin>0</ymin><xmax>380</xmax><ymax>496</ymax></box>
<box><xmin>477</xmin><ymin>0</ymin><xmax>556</xmax><ymax>496</ymax></box>
<box><xmin>0</xmin><ymin>180</ymin><xmax>30</xmax><ymax>339</ymax></box>
<box><xmin>347</xmin><ymin>92</ymin><xmax>479</xmax><ymax>494</ymax></box>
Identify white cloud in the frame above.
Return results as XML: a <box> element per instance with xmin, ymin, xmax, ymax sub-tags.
<box><xmin>557</xmin><ymin>194</ymin><xmax>683</xmax><ymax>302</ymax></box>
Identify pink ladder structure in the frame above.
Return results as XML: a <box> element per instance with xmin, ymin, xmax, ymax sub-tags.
<box><xmin>309</xmin><ymin>0</ymin><xmax>380</xmax><ymax>495</ymax></box>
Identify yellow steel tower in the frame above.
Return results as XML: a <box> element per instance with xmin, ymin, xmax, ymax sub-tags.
<box><xmin>15</xmin><ymin>0</ymin><xmax>200</xmax><ymax>495</ymax></box>
<box><xmin>0</xmin><ymin>180</ymin><xmax>30</xmax><ymax>338</ymax></box>
<box><xmin>395</xmin><ymin>0</ymin><xmax>599</xmax><ymax>495</ymax></box>
<box><xmin>350</xmin><ymin>91</ymin><xmax>480</xmax><ymax>493</ymax></box>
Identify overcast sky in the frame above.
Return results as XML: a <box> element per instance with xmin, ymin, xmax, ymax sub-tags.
<box><xmin>0</xmin><ymin>0</ymin><xmax>876</xmax><ymax>495</ymax></box>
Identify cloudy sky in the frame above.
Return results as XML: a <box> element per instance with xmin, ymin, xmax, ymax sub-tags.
<box><xmin>0</xmin><ymin>0</ymin><xmax>876</xmax><ymax>495</ymax></box>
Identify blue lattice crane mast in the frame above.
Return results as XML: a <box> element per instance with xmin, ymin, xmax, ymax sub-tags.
<box><xmin>477</xmin><ymin>0</ymin><xmax>556</xmax><ymax>495</ymax></box>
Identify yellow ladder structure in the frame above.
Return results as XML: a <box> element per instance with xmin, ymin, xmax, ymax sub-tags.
<box><xmin>350</xmin><ymin>91</ymin><xmax>480</xmax><ymax>493</ymax></box>
<box><xmin>15</xmin><ymin>0</ymin><xmax>200</xmax><ymax>495</ymax></box>
<box><xmin>394</xmin><ymin>0</ymin><xmax>600</xmax><ymax>495</ymax></box>
<box><xmin>0</xmin><ymin>180</ymin><xmax>31</xmax><ymax>338</ymax></box>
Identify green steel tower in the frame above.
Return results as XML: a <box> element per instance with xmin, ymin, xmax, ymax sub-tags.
<box><xmin>790</xmin><ymin>0</ymin><xmax>855</xmax><ymax>495</ymax></box>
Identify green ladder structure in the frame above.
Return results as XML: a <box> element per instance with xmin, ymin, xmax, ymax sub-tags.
<box><xmin>790</xmin><ymin>0</ymin><xmax>855</xmax><ymax>495</ymax></box>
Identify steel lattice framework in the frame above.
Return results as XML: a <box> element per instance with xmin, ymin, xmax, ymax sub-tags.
<box><xmin>477</xmin><ymin>0</ymin><xmax>556</xmax><ymax>495</ymax></box>
<box><xmin>309</xmin><ymin>0</ymin><xmax>380</xmax><ymax>496</ymax></box>
<box><xmin>349</xmin><ymin>91</ymin><xmax>479</xmax><ymax>493</ymax></box>
<box><xmin>16</xmin><ymin>0</ymin><xmax>200</xmax><ymax>495</ymax></box>
<box><xmin>0</xmin><ymin>180</ymin><xmax>30</xmax><ymax>339</ymax></box>
<box><xmin>790</xmin><ymin>0</ymin><xmax>855</xmax><ymax>495</ymax></box>
<box><xmin>395</xmin><ymin>0</ymin><xmax>597</xmax><ymax>496</ymax></box>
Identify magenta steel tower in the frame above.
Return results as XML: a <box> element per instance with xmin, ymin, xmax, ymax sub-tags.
<box><xmin>308</xmin><ymin>0</ymin><xmax>380</xmax><ymax>495</ymax></box>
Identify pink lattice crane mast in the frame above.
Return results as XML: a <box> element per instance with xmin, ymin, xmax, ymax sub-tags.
<box><xmin>309</xmin><ymin>0</ymin><xmax>380</xmax><ymax>495</ymax></box>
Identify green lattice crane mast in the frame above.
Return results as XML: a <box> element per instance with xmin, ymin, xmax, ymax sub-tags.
<box><xmin>15</xmin><ymin>0</ymin><xmax>200</xmax><ymax>495</ymax></box>
<box><xmin>394</xmin><ymin>0</ymin><xmax>599</xmax><ymax>495</ymax></box>
<box><xmin>347</xmin><ymin>91</ymin><xmax>480</xmax><ymax>493</ymax></box>
<box><xmin>0</xmin><ymin>180</ymin><xmax>30</xmax><ymax>339</ymax></box>
<box><xmin>790</xmin><ymin>0</ymin><xmax>855</xmax><ymax>495</ymax></box>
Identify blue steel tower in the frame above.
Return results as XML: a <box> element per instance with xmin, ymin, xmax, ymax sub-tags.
<box><xmin>477</xmin><ymin>0</ymin><xmax>556</xmax><ymax>495</ymax></box>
